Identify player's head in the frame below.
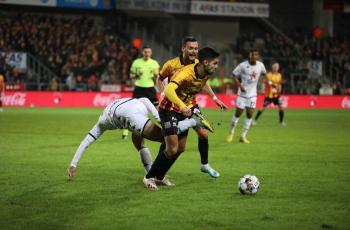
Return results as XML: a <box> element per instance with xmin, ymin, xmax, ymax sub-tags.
<box><xmin>198</xmin><ymin>47</ymin><xmax>220</xmax><ymax>74</ymax></box>
<box><xmin>271</xmin><ymin>62</ymin><xmax>279</xmax><ymax>72</ymax></box>
<box><xmin>181</xmin><ymin>36</ymin><xmax>198</xmax><ymax>62</ymax></box>
<box><xmin>142</xmin><ymin>46</ymin><xmax>152</xmax><ymax>60</ymax></box>
<box><xmin>248</xmin><ymin>49</ymin><xmax>259</xmax><ymax>64</ymax></box>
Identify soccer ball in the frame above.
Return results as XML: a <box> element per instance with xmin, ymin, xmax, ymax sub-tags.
<box><xmin>238</xmin><ymin>174</ymin><xmax>260</xmax><ymax>195</ymax></box>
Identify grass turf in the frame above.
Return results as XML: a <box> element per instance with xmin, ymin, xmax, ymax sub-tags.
<box><xmin>0</xmin><ymin>108</ymin><xmax>349</xmax><ymax>230</ymax></box>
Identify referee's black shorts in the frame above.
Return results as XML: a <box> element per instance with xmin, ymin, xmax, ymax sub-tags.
<box><xmin>133</xmin><ymin>86</ymin><xmax>158</xmax><ymax>106</ymax></box>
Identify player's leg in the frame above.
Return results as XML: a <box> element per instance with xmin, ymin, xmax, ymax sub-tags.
<box><xmin>226</xmin><ymin>102</ymin><xmax>244</xmax><ymax>142</ymax></box>
<box><xmin>240</xmin><ymin>107</ymin><xmax>254</xmax><ymax>144</ymax></box>
<box><xmin>131</xmin><ymin>133</ymin><xmax>153</xmax><ymax>173</ymax></box>
<box><xmin>276</xmin><ymin>98</ymin><xmax>286</xmax><ymax>126</ymax></box>
<box><xmin>143</xmin><ymin>111</ymin><xmax>181</xmax><ymax>190</ymax></box>
<box><xmin>253</xmin><ymin>98</ymin><xmax>270</xmax><ymax>124</ymax></box>
<box><xmin>195</xmin><ymin>128</ymin><xmax>220</xmax><ymax>178</ymax></box>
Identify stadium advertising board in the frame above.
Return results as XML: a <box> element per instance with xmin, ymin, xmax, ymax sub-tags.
<box><xmin>190</xmin><ymin>1</ymin><xmax>269</xmax><ymax>18</ymax></box>
<box><xmin>2</xmin><ymin>92</ymin><xmax>349</xmax><ymax>109</ymax></box>
<box><xmin>115</xmin><ymin>0</ymin><xmax>269</xmax><ymax>17</ymax></box>
<box><xmin>56</xmin><ymin>0</ymin><xmax>114</xmax><ymax>9</ymax></box>
<box><xmin>116</xmin><ymin>0</ymin><xmax>190</xmax><ymax>13</ymax></box>
<box><xmin>0</xmin><ymin>0</ymin><xmax>56</xmax><ymax>7</ymax></box>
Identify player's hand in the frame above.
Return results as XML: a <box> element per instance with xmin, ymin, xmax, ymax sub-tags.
<box><xmin>214</xmin><ymin>97</ymin><xmax>228</xmax><ymax>111</ymax></box>
<box><xmin>240</xmin><ymin>86</ymin><xmax>246</xmax><ymax>93</ymax></box>
<box><xmin>181</xmin><ymin>107</ymin><xmax>192</xmax><ymax>117</ymax></box>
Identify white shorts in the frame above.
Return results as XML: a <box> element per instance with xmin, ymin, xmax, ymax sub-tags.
<box><xmin>236</xmin><ymin>96</ymin><xmax>257</xmax><ymax>109</ymax></box>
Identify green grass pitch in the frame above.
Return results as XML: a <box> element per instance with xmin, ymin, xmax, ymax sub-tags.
<box><xmin>1</xmin><ymin>108</ymin><xmax>350</xmax><ymax>229</ymax></box>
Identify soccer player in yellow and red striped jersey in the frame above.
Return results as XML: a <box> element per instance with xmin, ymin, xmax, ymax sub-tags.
<box><xmin>143</xmin><ymin>47</ymin><xmax>220</xmax><ymax>190</ymax></box>
<box><xmin>253</xmin><ymin>62</ymin><xmax>286</xmax><ymax>125</ymax></box>
<box><xmin>156</xmin><ymin>37</ymin><xmax>227</xmax><ymax>178</ymax></box>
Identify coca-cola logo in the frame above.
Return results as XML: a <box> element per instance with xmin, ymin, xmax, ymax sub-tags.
<box><xmin>341</xmin><ymin>96</ymin><xmax>350</xmax><ymax>108</ymax></box>
<box><xmin>93</xmin><ymin>93</ymin><xmax>121</xmax><ymax>107</ymax></box>
<box><xmin>3</xmin><ymin>93</ymin><xmax>26</xmax><ymax>106</ymax></box>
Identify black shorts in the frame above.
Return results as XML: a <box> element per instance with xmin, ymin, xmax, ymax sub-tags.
<box><xmin>263</xmin><ymin>97</ymin><xmax>281</xmax><ymax>107</ymax></box>
<box><xmin>133</xmin><ymin>86</ymin><xmax>158</xmax><ymax>106</ymax></box>
<box><xmin>159</xmin><ymin>109</ymin><xmax>189</xmax><ymax>137</ymax></box>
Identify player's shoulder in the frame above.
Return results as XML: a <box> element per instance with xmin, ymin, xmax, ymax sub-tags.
<box><xmin>256</xmin><ymin>60</ymin><xmax>265</xmax><ymax>67</ymax></box>
<box><xmin>164</xmin><ymin>56</ymin><xmax>180</xmax><ymax>66</ymax></box>
<box><xmin>174</xmin><ymin>63</ymin><xmax>195</xmax><ymax>78</ymax></box>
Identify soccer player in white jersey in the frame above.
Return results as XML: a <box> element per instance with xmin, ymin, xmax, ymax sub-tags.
<box><xmin>226</xmin><ymin>50</ymin><xmax>267</xmax><ymax>143</ymax></box>
<box><xmin>67</xmin><ymin>97</ymin><xmax>210</xmax><ymax>182</ymax></box>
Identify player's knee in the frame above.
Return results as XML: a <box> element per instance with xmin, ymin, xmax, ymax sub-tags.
<box><xmin>166</xmin><ymin>145</ymin><xmax>178</xmax><ymax>156</ymax></box>
<box><xmin>196</xmin><ymin>129</ymin><xmax>208</xmax><ymax>139</ymax></box>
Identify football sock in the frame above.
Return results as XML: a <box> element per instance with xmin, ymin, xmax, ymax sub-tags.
<box><xmin>255</xmin><ymin>110</ymin><xmax>262</xmax><ymax>121</ymax></box>
<box><xmin>139</xmin><ymin>147</ymin><xmax>152</xmax><ymax>172</ymax></box>
<box><xmin>241</xmin><ymin>118</ymin><xmax>252</xmax><ymax>137</ymax></box>
<box><xmin>70</xmin><ymin>134</ymin><xmax>96</xmax><ymax>167</ymax></box>
<box><xmin>156</xmin><ymin>151</ymin><xmax>179</xmax><ymax>181</ymax></box>
<box><xmin>198</xmin><ymin>138</ymin><xmax>209</xmax><ymax>165</ymax></box>
<box><xmin>229</xmin><ymin>115</ymin><xmax>240</xmax><ymax>134</ymax></box>
<box><xmin>279</xmin><ymin>110</ymin><xmax>284</xmax><ymax>123</ymax></box>
<box><xmin>146</xmin><ymin>143</ymin><xmax>166</xmax><ymax>179</ymax></box>
<box><xmin>178</xmin><ymin>118</ymin><xmax>196</xmax><ymax>133</ymax></box>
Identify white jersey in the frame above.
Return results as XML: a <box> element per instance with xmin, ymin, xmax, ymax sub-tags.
<box><xmin>232</xmin><ymin>60</ymin><xmax>266</xmax><ymax>98</ymax></box>
<box><xmin>98</xmin><ymin>98</ymin><xmax>160</xmax><ymax>135</ymax></box>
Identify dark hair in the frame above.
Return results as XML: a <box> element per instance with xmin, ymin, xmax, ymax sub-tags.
<box><xmin>182</xmin><ymin>36</ymin><xmax>197</xmax><ymax>47</ymax></box>
<box><xmin>198</xmin><ymin>47</ymin><xmax>219</xmax><ymax>62</ymax></box>
<box><xmin>142</xmin><ymin>45</ymin><xmax>151</xmax><ymax>50</ymax></box>
<box><xmin>248</xmin><ymin>49</ymin><xmax>259</xmax><ymax>55</ymax></box>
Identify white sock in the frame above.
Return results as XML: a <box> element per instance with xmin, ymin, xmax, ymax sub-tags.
<box><xmin>178</xmin><ymin>118</ymin><xmax>196</xmax><ymax>133</ymax></box>
<box><xmin>139</xmin><ymin>147</ymin><xmax>152</xmax><ymax>173</ymax></box>
<box><xmin>229</xmin><ymin>115</ymin><xmax>240</xmax><ymax>134</ymax></box>
<box><xmin>70</xmin><ymin>134</ymin><xmax>96</xmax><ymax>167</ymax></box>
<box><xmin>241</xmin><ymin>118</ymin><xmax>253</xmax><ymax>137</ymax></box>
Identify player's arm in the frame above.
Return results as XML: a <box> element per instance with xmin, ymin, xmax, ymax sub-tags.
<box><xmin>164</xmin><ymin>82</ymin><xmax>191</xmax><ymax>116</ymax></box>
<box><xmin>232</xmin><ymin>74</ymin><xmax>246</xmax><ymax>93</ymax></box>
<box><xmin>202</xmin><ymin>83</ymin><xmax>227</xmax><ymax>110</ymax></box>
<box><xmin>138</xmin><ymin>97</ymin><xmax>161</xmax><ymax>122</ymax></box>
<box><xmin>157</xmin><ymin>61</ymin><xmax>171</xmax><ymax>93</ymax></box>
<box><xmin>232</xmin><ymin>64</ymin><xmax>245</xmax><ymax>92</ymax></box>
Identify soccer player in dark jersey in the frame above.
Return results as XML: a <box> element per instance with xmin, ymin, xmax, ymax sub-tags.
<box><xmin>143</xmin><ymin>47</ymin><xmax>220</xmax><ymax>190</ymax></box>
<box><xmin>156</xmin><ymin>37</ymin><xmax>227</xmax><ymax>178</ymax></box>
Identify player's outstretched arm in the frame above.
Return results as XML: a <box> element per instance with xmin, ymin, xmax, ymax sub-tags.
<box><xmin>203</xmin><ymin>82</ymin><xmax>227</xmax><ymax>110</ymax></box>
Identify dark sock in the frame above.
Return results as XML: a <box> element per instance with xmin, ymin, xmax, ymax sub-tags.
<box><xmin>156</xmin><ymin>153</ymin><xmax>179</xmax><ymax>180</ymax></box>
<box><xmin>0</xmin><ymin>100</ymin><xmax>2</xmax><ymax>108</ymax></box>
<box><xmin>279</xmin><ymin>110</ymin><xmax>284</xmax><ymax>123</ymax></box>
<box><xmin>146</xmin><ymin>143</ymin><xmax>165</xmax><ymax>179</ymax></box>
<box><xmin>255</xmin><ymin>110</ymin><xmax>262</xmax><ymax>121</ymax></box>
<box><xmin>198</xmin><ymin>138</ymin><xmax>208</xmax><ymax>165</ymax></box>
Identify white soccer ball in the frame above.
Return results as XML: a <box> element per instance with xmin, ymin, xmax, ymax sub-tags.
<box><xmin>238</xmin><ymin>174</ymin><xmax>260</xmax><ymax>195</ymax></box>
